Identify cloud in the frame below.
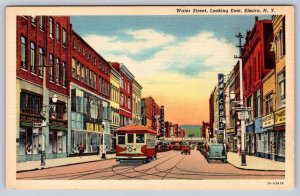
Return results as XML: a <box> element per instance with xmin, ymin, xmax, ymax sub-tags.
<box><xmin>82</xmin><ymin>30</ymin><xmax>238</xmax><ymax>124</ymax></box>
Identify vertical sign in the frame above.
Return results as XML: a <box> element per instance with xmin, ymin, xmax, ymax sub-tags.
<box><xmin>160</xmin><ymin>106</ymin><xmax>165</xmax><ymax>137</ymax></box>
<box><xmin>218</xmin><ymin>74</ymin><xmax>225</xmax><ymax>133</ymax></box>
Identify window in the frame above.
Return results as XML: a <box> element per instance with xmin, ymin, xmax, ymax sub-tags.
<box><xmin>73</xmin><ymin>39</ymin><xmax>76</xmax><ymax>49</ymax></box>
<box><xmin>120</xmin><ymin>93</ymin><xmax>124</xmax><ymax>106</ymax></box>
<box><xmin>38</xmin><ymin>48</ymin><xmax>44</xmax><ymax>77</ymax></box>
<box><xmin>39</xmin><ymin>16</ymin><xmax>44</xmax><ymax>30</ymax></box>
<box><xmin>49</xmin><ymin>130</ymin><xmax>66</xmax><ymax>154</ymax></box>
<box><xmin>136</xmin><ymin>134</ymin><xmax>145</xmax><ymax>143</ymax></box>
<box><xmin>63</xmin><ymin>29</ymin><xmax>67</xmax><ymax>47</ymax></box>
<box><xmin>265</xmin><ymin>92</ymin><xmax>273</xmax><ymax>115</ymax></box>
<box><xmin>86</xmin><ymin>68</ymin><xmax>90</xmax><ymax>85</ymax></box>
<box><xmin>280</xmin><ymin>30</ymin><xmax>285</xmax><ymax>57</ymax></box>
<box><xmin>76</xmin><ymin>61</ymin><xmax>81</xmax><ymax>80</ymax></box>
<box><xmin>62</xmin><ymin>62</ymin><xmax>66</xmax><ymax>87</ymax></box>
<box><xmin>21</xmin><ymin>36</ymin><xmax>27</xmax><ymax>69</ymax></box>
<box><xmin>275</xmin><ymin>36</ymin><xmax>279</xmax><ymax>61</ymax></box>
<box><xmin>128</xmin><ymin>97</ymin><xmax>131</xmax><ymax>109</ymax></box>
<box><xmin>89</xmin><ymin>71</ymin><xmax>93</xmax><ymax>86</ymax></box>
<box><xmin>31</xmin><ymin>16</ymin><xmax>36</xmax><ymax>25</ymax></box>
<box><xmin>93</xmin><ymin>73</ymin><xmax>96</xmax><ymax>88</ymax></box>
<box><xmin>81</xmin><ymin>65</ymin><xmax>85</xmax><ymax>81</ymax></box>
<box><xmin>120</xmin><ymin>76</ymin><xmax>124</xmax><ymax>88</ymax></box>
<box><xmin>30</xmin><ymin>42</ymin><xmax>36</xmax><ymax>73</ymax></box>
<box><xmin>117</xmin><ymin>134</ymin><xmax>125</xmax><ymax>145</ymax></box>
<box><xmin>56</xmin><ymin>58</ymin><xmax>60</xmax><ymax>84</ymax></box>
<box><xmin>49</xmin><ymin>17</ymin><xmax>53</xmax><ymax>38</ymax></box>
<box><xmin>128</xmin><ymin>84</ymin><xmax>130</xmax><ymax>94</ymax></box>
<box><xmin>255</xmin><ymin>90</ymin><xmax>261</xmax><ymax>118</ymax></box>
<box><xmin>49</xmin><ymin>54</ymin><xmax>54</xmax><ymax>81</ymax></box>
<box><xmin>278</xmin><ymin>70</ymin><xmax>286</xmax><ymax>107</ymax></box>
<box><xmin>56</xmin><ymin>23</ymin><xmax>60</xmax><ymax>42</ymax></box>
<box><xmin>72</xmin><ymin>58</ymin><xmax>76</xmax><ymax>78</ymax></box>
<box><xmin>127</xmin><ymin>134</ymin><xmax>134</xmax><ymax>143</ymax></box>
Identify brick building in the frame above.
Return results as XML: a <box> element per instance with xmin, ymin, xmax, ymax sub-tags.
<box><xmin>16</xmin><ymin>16</ymin><xmax>71</xmax><ymax>162</ymax></box>
<box><xmin>242</xmin><ymin>17</ymin><xmax>275</xmax><ymax>159</ymax></box>
<box><xmin>141</xmin><ymin>96</ymin><xmax>161</xmax><ymax>132</ymax></box>
<box><xmin>69</xmin><ymin>30</ymin><xmax>112</xmax><ymax>154</ymax></box>
<box><xmin>111</xmin><ymin>62</ymin><xmax>134</xmax><ymax>126</ymax></box>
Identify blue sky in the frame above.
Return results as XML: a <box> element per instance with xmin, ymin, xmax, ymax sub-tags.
<box><xmin>70</xmin><ymin>15</ymin><xmax>272</xmax><ymax>124</ymax></box>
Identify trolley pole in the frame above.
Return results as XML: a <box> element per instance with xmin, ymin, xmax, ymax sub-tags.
<box><xmin>234</xmin><ymin>32</ymin><xmax>247</xmax><ymax>166</ymax></box>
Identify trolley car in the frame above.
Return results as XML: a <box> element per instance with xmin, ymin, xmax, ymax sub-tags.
<box><xmin>116</xmin><ymin>125</ymin><xmax>157</xmax><ymax>163</ymax></box>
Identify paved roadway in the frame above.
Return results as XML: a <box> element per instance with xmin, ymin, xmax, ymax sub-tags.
<box><xmin>17</xmin><ymin>150</ymin><xmax>284</xmax><ymax>180</ymax></box>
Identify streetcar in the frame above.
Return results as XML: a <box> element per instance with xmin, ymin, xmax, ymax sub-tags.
<box><xmin>116</xmin><ymin>125</ymin><xmax>157</xmax><ymax>163</ymax></box>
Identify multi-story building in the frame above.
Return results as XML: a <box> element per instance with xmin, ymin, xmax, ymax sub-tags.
<box><xmin>141</xmin><ymin>96</ymin><xmax>161</xmax><ymax>131</ymax></box>
<box><xmin>110</xmin><ymin>66</ymin><xmax>121</xmax><ymax>151</ymax></box>
<box><xmin>111</xmin><ymin>62</ymin><xmax>134</xmax><ymax>126</ymax></box>
<box><xmin>209</xmin><ymin>88</ymin><xmax>215</xmax><ymax>140</ymax></box>
<box><xmin>132</xmin><ymin>79</ymin><xmax>142</xmax><ymax>125</ymax></box>
<box><xmin>271</xmin><ymin>15</ymin><xmax>286</xmax><ymax>162</ymax></box>
<box><xmin>16</xmin><ymin>16</ymin><xmax>71</xmax><ymax>162</ymax></box>
<box><xmin>70</xmin><ymin>30</ymin><xmax>111</xmax><ymax>155</ymax></box>
<box><xmin>242</xmin><ymin>17</ymin><xmax>275</xmax><ymax>159</ymax></box>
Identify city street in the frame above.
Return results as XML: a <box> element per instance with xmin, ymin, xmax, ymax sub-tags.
<box><xmin>17</xmin><ymin>150</ymin><xmax>284</xmax><ymax>180</ymax></box>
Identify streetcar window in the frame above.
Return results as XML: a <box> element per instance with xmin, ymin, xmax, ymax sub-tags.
<box><xmin>127</xmin><ymin>134</ymin><xmax>134</xmax><ymax>143</ymax></box>
<box><xmin>117</xmin><ymin>134</ymin><xmax>125</xmax><ymax>145</ymax></box>
<box><xmin>136</xmin><ymin>134</ymin><xmax>145</xmax><ymax>143</ymax></box>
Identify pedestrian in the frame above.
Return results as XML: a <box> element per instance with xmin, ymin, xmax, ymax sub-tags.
<box><xmin>237</xmin><ymin>143</ymin><xmax>241</xmax><ymax>156</ymax></box>
<box><xmin>97</xmin><ymin>145</ymin><xmax>100</xmax><ymax>156</ymax></box>
<box><xmin>79</xmin><ymin>143</ymin><xmax>84</xmax><ymax>158</ymax></box>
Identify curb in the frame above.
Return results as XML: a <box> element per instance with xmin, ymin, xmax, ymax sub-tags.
<box><xmin>227</xmin><ymin>161</ymin><xmax>285</xmax><ymax>172</ymax></box>
<box><xmin>17</xmin><ymin>157</ymin><xmax>116</xmax><ymax>173</ymax></box>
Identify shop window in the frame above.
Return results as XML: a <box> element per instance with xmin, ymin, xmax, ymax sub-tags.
<box><xmin>136</xmin><ymin>134</ymin><xmax>144</xmax><ymax>143</ymax></box>
<box><xmin>30</xmin><ymin>42</ymin><xmax>36</xmax><ymax>73</ymax></box>
<box><xmin>20</xmin><ymin>127</ymin><xmax>42</xmax><ymax>155</ymax></box>
<box><xmin>277</xmin><ymin>132</ymin><xmax>285</xmax><ymax>156</ymax></box>
<box><xmin>71</xmin><ymin>131</ymin><xmax>86</xmax><ymax>153</ymax></box>
<box><xmin>127</xmin><ymin>134</ymin><xmax>134</xmax><ymax>143</ymax></box>
<box><xmin>49</xmin><ymin>130</ymin><xmax>66</xmax><ymax>154</ymax></box>
<box><xmin>117</xmin><ymin>134</ymin><xmax>125</xmax><ymax>145</ymax></box>
<box><xmin>21</xmin><ymin>36</ymin><xmax>27</xmax><ymax>69</ymax></box>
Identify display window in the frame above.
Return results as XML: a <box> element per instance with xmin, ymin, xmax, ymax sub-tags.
<box><xmin>19</xmin><ymin>127</ymin><xmax>42</xmax><ymax>155</ymax></box>
<box><xmin>49</xmin><ymin>130</ymin><xmax>67</xmax><ymax>154</ymax></box>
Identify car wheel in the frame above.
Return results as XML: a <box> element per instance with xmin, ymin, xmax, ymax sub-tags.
<box><xmin>207</xmin><ymin>158</ymin><xmax>211</xmax><ymax>163</ymax></box>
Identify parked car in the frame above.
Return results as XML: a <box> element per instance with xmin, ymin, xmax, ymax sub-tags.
<box><xmin>206</xmin><ymin>143</ymin><xmax>227</xmax><ymax>163</ymax></box>
<box><xmin>181</xmin><ymin>142</ymin><xmax>191</xmax><ymax>155</ymax></box>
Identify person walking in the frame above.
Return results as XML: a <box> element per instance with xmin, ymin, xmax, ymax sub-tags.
<box><xmin>79</xmin><ymin>143</ymin><xmax>84</xmax><ymax>158</ymax></box>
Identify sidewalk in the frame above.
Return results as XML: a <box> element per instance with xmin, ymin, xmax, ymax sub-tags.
<box><xmin>227</xmin><ymin>152</ymin><xmax>285</xmax><ymax>171</ymax></box>
<box><xmin>17</xmin><ymin>154</ymin><xmax>116</xmax><ymax>172</ymax></box>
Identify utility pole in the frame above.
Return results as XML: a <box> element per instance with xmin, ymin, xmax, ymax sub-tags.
<box><xmin>234</xmin><ymin>32</ymin><xmax>247</xmax><ymax>166</ymax></box>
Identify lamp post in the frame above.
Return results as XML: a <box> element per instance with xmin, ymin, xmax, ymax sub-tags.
<box><xmin>101</xmin><ymin>121</ymin><xmax>106</xmax><ymax>159</ymax></box>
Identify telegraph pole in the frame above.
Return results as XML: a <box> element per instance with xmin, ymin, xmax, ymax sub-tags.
<box><xmin>234</xmin><ymin>32</ymin><xmax>247</xmax><ymax>166</ymax></box>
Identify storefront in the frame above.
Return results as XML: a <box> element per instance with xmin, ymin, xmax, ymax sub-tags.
<box><xmin>254</xmin><ymin>117</ymin><xmax>263</xmax><ymax>158</ymax></box>
<box><xmin>225</xmin><ymin>128</ymin><xmax>235</xmax><ymax>152</ymax></box>
<box><xmin>274</xmin><ymin>108</ymin><xmax>285</xmax><ymax>162</ymax></box>
<box><xmin>262</xmin><ymin>113</ymin><xmax>275</xmax><ymax>160</ymax></box>
<box><xmin>246</xmin><ymin>123</ymin><xmax>255</xmax><ymax>155</ymax></box>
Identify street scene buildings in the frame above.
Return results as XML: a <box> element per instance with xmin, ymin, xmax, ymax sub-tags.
<box><xmin>14</xmin><ymin>13</ymin><xmax>288</xmax><ymax>181</ymax></box>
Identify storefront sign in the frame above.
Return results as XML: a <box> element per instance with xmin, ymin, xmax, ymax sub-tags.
<box><xmin>86</xmin><ymin>122</ymin><xmax>101</xmax><ymax>132</ymax></box>
<box><xmin>274</xmin><ymin>108</ymin><xmax>285</xmax><ymax>125</ymax></box>
<box><xmin>255</xmin><ymin>118</ymin><xmax>263</xmax><ymax>134</ymax></box>
<box><xmin>160</xmin><ymin>106</ymin><xmax>165</xmax><ymax>136</ymax></box>
<box><xmin>225</xmin><ymin>128</ymin><xmax>235</xmax><ymax>134</ymax></box>
<box><xmin>218</xmin><ymin>73</ymin><xmax>225</xmax><ymax>132</ymax></box>
<box><xmin>262</xmin><ymin>113</ymin><xmax>274</xmax><ymax>128</ymax></box>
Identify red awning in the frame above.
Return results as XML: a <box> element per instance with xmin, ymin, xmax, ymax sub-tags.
<box><xmin>274</xmin><ymin>125</ymin><xmax>285</xmax><ymax>131</ymax></box>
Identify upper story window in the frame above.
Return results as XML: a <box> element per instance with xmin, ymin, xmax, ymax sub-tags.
<box><xmin>62</xmin><ymin>62</ymin><xmax>66</xmax><ymax>87</ymax></box>
<box><xmin>38</xmin><ymin>48</ymin><xmax>44</xmax><ymax>77</ymax></box>
<box><xmin>265</xmin><ymin>92</ymin><xmax>273</xmax><ymax>115</ymax></box>
<box><xmin>31</xmin><ymin>16</ymin><xmax>36</xmax><ymax>26</ymax></box>
<box><xmin>49</xmin><ymin>54</ymin><xmax>54</xmax><ymax>82</ymax></box>
<box><xmin>56</xmin><ymin>23</ymin><xmax>60</xmax><ymax>42</ymax></box>
<box><xmin>81</xmin><ymin>65</ymin><xmax>85</xmax><ymax>82</ymax></box>
<box><xmin>49</xmin><ymin>17</ymin><xmax>53</xmax><ymax>38</ymax></box>
<box><xmin>39</xmin><ymin>16</ymin><xmax>44</xmax><ymax>31</ymax></box>
<box><xmin>128</xmin><ymin>97</ymin><xmax>131</xmax><ymax>110</ymax></box>
<box><xmin>93</xmin><ymin>73</ymin><xmax>97</xmax><ymax>89</ymax></box>
<box><xmin>63</xmin><ymin>29</ymin><xmax>67</xmax><ymax>48</ymax></box>
<box><xmin>30</xmin><ymin>42</ymin><xmax>36</xmax><ymax>73</ymax></box>
<box><xmin>73</xmin><ymin>39</ymin><xmax>76</xmax><ymax>49</ymax></box>
<box><xmin>72</xmin><ymin>58</ymin><xmax>76</xmax><ymax>78</ymax></box>
<box><xmin>255</xmin><ymin>89</ymin><xmax>261</xmax><ymax>118</ymax></box>
<box><xmin>278</xmin><ymin>70</ymin><xmax>286</xmax><ymax>107</ymax></box>
<box><xmin>275</xmin><ymin>36</ymin><xmax>279</xmax><ymax>62</ymax></box>
<box><xmin>56</xmin><ymin>58</ymin><xmax>60</xmax><ymax>84</ymax></box>
<box><xmin>76</xmin><ymin>61</ymin><xmax>81</xmax><ymax>80</ymax></box>
<box><xmin>21</xmin><ymin>36</ymin><xmax>27</xmax><ymax>69</ymax></box>
<box><xmin>280</xmin><ymin>30</ymin><xmax>285</xmax><ymax>57</ymax></box>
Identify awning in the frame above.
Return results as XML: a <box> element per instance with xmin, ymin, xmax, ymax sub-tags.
<box><xmin>274</xmin><ymin>125</ymin><xmax>285</xmax><ymax>131</ymax></box>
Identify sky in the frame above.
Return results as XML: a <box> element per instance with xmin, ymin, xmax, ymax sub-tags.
<box><xmin>71</xmin><ymin>15</ymin><xmax>272</xmax><ymax>125</ymax></box>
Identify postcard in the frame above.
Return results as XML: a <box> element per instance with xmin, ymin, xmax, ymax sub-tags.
<box><xmin>6</xmin><ymin>5</ymin><xmax>294</xmax><ymax>190</ymax></box>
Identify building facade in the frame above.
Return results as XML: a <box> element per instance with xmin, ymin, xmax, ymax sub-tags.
<box><xmin>109</xmin><ymin>66</ymin><xmax>121</xmax><ymax>151</ymax></box>
<box><xmin>141</xmin><ymin>96</ymin><xmax>161</xmax><ymax>131</ymax></box>
<box><xmin>242</xmin><ymin>17</ymin><xmax>275</xmax><ymax>159</ymax></box>
<box><xmin>132</xmin><ymin>79</ymin><xmax>142</xmax><ymax>125</ymax></box>
<box><xmin>17</xmin><ymin>16</ymin><xmax>71</xmax><ymax>162</ymax></box>
<box><xmin>111</xmin><ymin>62</ymin><xmax>134</xmax><ymax>126</ymax></box>
<box><xmin>272</xmin><ymin>15</ymin><xmax>286</xmax><ymax>162</ymax></box>
<box><xmin>70</xmin><ymin>31</ymin><xmax>111</xmax><ymax>155</ymax></box>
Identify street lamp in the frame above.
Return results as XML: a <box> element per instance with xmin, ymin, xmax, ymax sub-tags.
<box><xmin>101</xmin><ymin>121</ymin><xmax>106</xmax><ymax>159</ymax></box>
<box><xmin>40</xmin><ymin>94</ymin><xmax>58</xmax><ymax>166</ymax></box>
<box><xmin>230</xmin><ymin>91</ymin><xmax>236</xmax><ymax>100</ymax></box>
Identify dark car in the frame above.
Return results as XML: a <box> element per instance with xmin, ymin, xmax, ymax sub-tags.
<box><xmin>181</xmin><ymin>142</ymin><xmax>191</xmax><ymax>155</ymax></box>
<box><xmin>206</xmin><ymin>143</ymin><xmax>227</xmax><ymax>163</ymax></box>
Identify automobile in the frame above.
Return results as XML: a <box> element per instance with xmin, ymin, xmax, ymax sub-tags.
<box><xmin>181</xmin><ymin>142</ymin><xmax>191</xmax><ymax>155</ymax></box>
<box><xmin>206</xmin><ymin>143</ymin><xmax>227</xmax><ymax>163</ymax></box>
